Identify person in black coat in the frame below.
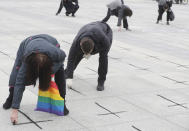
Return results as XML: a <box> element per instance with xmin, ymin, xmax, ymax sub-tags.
<box><xmin>156</xmin><ymin>0</ymin><xmax>173</xmax><ymax>25</ymax></box>
<box><xmin>102</xmin><ymin>0</ymin><xmax>133</xmax><ymax>31</ymax></box>
<box><xmin>65</xmin><ymin>21</ymin><xmax>113</xmax><ymax>91</ymax></box>
<box><xmin>56</xmin><ymin>0</ymin><xmax>79</xmax><ymax>17</ymax></box>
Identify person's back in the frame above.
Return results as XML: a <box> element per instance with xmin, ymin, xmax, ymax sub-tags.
<box><xmin>107</xmin><ymin>0</ymin><xmax>122</xmax><ymax>10</ymax></box>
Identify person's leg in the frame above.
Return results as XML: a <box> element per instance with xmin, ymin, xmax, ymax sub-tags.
<box><xmin>102</xmin><ymin>8</ymin><xmax>112</xmax><ymax>23</ymax></box>
<box><xmin>56</xmin><ymin>0</ymin><xmax>64</xmax><ymax>15</ymax></box>
<box><xmin>157</xmin><ymin>6</ymin><xmax>164</xmax><ymax>23</ymax></box>
<box><xmin>55</xmin><ymin>66</ymin><xmax>69</xmax><ymax>115</ymax></box>
<box><xmin>72</xmin><ymin>4</ymin><xmax>79</xmax><ymax>17</ymax></box>
<box><xmin>166</xmin><ymin>10</ymin><xmax>171</xmax><ymax>25</ymax></box>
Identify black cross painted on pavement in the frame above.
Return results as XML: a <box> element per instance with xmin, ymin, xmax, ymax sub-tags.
<box><xmin>161</xmin><ymin>76</ymin><xmax>188</xmax><ymax>85</ymax></box>
<box><xmin>143</xmin><ymin>54</ymin><xmax>160</xmax><ymax>60</ymax></box>
<box><xmin>68</xmin><ymin>86</ymin><xmax>85</xmax><ymax>96</ymax></box>
<box><xmin>95</xmin><ymin>102</ymin><xmax>126</xmax><ymax>118</ymax></box>
<box><xmin>128</xmin><ymin>63</ymin><xmax>151</xmax><ymax>72</ymax></box>
<box><xmin>117</xmin><ymin>45</ymin><xmax>131</xmax><ymax>51</ymax></box>
<box><xmin>167</xmin><ymin>61</ymin><xmax>189</xmax><ymax>69</ymax></box>
<box><xmin>87</xmin><ymin>67</ymin><xmax>97</xmax><ymax>73</ymax></box>
<box><xmin>108</xmin><ymin>56</ymin><xmax>121</xmax><ymax>61</ymax></box>
<box><xmin>132</xmin><ymin>125</ymin><xmax>142</xmax><ymax>131</ymax></box>
<box><xmin>14</xmin><ymin>110</ymin><xmax>53</xmax><ymax>129</ymax></box>
<box><xmin>157</xmin><ymin>94</ymin><xmax>188</xmax><ymax>109</ymax></box>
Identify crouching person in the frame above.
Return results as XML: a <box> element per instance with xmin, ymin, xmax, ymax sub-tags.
<box><xmin>157</xmin><ymin>0</ymin><xmax>173</xmax><ymax>25</ymax></box>
<box><xmin>56</xmin><ymin>0</ymin><xmax>79</xmax><ymax>17</ymax></box>
<box><xmin>65</xmin><ymin>21</ymin><xmax>113</xmax><ymax>91</ymax></box>
<box><xmin>102</xmin><ymin>0</ymin><xmax>133</xmax><ymax>31</ymax></box>
<box><xmin>3</xmin><ymin>34</ymin><xmax>69</xmax><ymax>124</ymax></box>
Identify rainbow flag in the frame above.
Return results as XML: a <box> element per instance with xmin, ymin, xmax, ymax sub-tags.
<box><xmin>35</xmin><ymin>75</ymin><xmax>64</xmax><ymax>116</ymax></box>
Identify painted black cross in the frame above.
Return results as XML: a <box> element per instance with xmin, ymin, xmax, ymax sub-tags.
<box><xmin>168</xmin><ymin>61</ymin><xmax>189</xmax><ymax>69</ymax></box>
<box><xmin>157</xmin><ymin>94</ymin><xmax>188</xmax><ymax>109</ymax></box>
<box><xmin>132</xmin><ymin>125</ymin><xmax>142</xmax><ymax>131</ymax></box>
<box><xmin>95</xmin><ymin>102</ymin><xmax>126</xmax><ymax>118</ymax></box>
<box><xmin>128</xmin><ymin>63</ymin><xmax>150</xmax><ymax>72</ymax></box>
<box><xmin>14</xmin><ymin>110</ymin><xmax>53</xmax><ymax>129</ymax></box>
<box><xmin>161</xmin><ymin>76</ymin><xmax>188</xmax><ymax>85</ymax></box>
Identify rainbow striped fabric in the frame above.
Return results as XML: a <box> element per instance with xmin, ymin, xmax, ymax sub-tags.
<box><xmin>35</xmin><ymin>75</ymin><xmax>64</xmax><ymax>116</ymax></box>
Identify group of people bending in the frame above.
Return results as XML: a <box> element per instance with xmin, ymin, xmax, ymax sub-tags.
<box><xmin>3</xmin><ymin>0</ymin><xmax>176</xmax><ymax>125</ymax></box>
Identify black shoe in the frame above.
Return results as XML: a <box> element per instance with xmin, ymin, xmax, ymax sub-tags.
<box><xmin>65</xmin><ymin>12</ymin><xmax>69</xmax><ymax>16</ymax></box>
<box><xmin>64</xmin><ymin>105</ymin><xmax>69</xmax><ymax>115</ymax></box>
<box><xmin>156</xmin><ymin>21</ymin><xmax>159</xmax><ymax>24</ymax></box>
<box><xmin>167</xmin><ymin>21</ymin><xmax>170</xmax><ymax>25</ymax></box>
<box><xmin>56</xmin><ymin>13</ymin><xmax>59</xmax><ymax>16</ymax></box>
<box><xmin>3</xmin><ymin>88</ymin><xmax>14</xmax><ymax>110</ymax></box>
<box><xmin>72</xmin><ymin>13</ymin><xmax>75</xmax><ymax>17</ymax></box>
<box><xmin>97</xmin><ymin>83</ymin><xmax>104</xmax><ymax>91</ymax></box>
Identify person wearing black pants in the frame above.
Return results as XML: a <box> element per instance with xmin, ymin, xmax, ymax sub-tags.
<box><xmin>56</xmin><ymin>0</ymin><xmax>79</xmax><ymax>17</ymax></box>
<box><xmin>65</xmin><ymin>21</ymin><xmax>113</xmax><ymax>91</ymax></box>
<box><xmin>157</xmin><ymin>0</ymin><xmax>173</xmax><ymax>25</ymax></box>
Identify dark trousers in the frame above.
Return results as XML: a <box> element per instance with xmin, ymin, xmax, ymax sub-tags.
<box><xmin>157</xmin><ymin>5</ymin><xmax>171</xmax><ymax>22</ymax></box>
<box><xmin>55</xmin><ymin>66</ymin><xmax>66</xmax><ymax>99</ymax></box>
<box><xmin>56</xmin><ymin>0</ymin><xmax>79</xmax><ymax>15</ymax></box>
<box><xmin>102</xmin><ymin>8</ymin><xmax>128</xmax><ymax>29</ymax></box>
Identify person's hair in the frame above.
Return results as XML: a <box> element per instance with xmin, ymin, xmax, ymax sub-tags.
<box><xmin>25</xmin><ymin>53</ymin><xmax>53</xmax><ymax>91</ymax></box>
<box><xmin>80</xmin><ymin>37</ymin><xmax>94</xmax><ymax>54</ymax></box>
<box><xmin>124</xmin><ymin>8</ymin><xmax>133</xmax><ymax>17</ymax></box>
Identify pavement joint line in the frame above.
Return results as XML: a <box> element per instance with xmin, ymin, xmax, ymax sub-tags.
<box><xmin>116</xmin><ymin>45</ymin><xmax>131</xmax><ymax>51</ymax></box>
<box><xmin>97</xmin><ymin>111</ymin><xmax>127</xmax><ymax>116</ymax></box>
<box><xmin>161</xmin><ymin>76</ymin><xmax>188</xmax><ymax>85</ymax></box>
<box><xmin>15</xmin><ymin>120</ymin><xmax>53</xmax><ymax>126</ymax></box>
<box><xmin>68</xmin><ymin>87</ymin><xmax>85</xmax><ymax>96</ymax></box>
<box><xmin>108</xmin><ymin>56</ymin><xmax>121</xmax><ymax>61</ymax></box>
<box><xmin>62</xmin><ymin>40</ymin><xmax>71</xmax><ymax>45</ymax></box>
<box><xmin>0</xmin><ymin>50</ymin><xmax>15</xmax><ymax>60</ymax></box>
<box><xmin>131</xmin><ymin>125</ymin><xmax>142</xmax><ymax>131</ymax></box>
<box><xmin>128</xmin><ymin>63</ymin><xmax>151</xmax><ymax>71</ymax></box>
<box><xmin>95</xmin><ymin>102</ymin><xmax>121</xmax><ymax>118</ymax></box>
<box><xmin>157</xmin><ymin>94</ymin><xmax>188</xmax><ymax>109</ymax></box>
<box><xmin>144</xmin><ymin>54</ymin><xmax>160</xmax><ymax>60</ymax></box>
<box><xmin>0</xmin><ymin>68</ymin><xmax>9</xmax><ymax>75</ymax></box>
<box><xmin>167</xmin><ymin>61</ymin><xmax>189</xmax><ymax>69</ymax></box>
<box><xmin>18</xmin><ymin>110</ymin><xmax>42</xmax><ymax>129</ymax></box>
<box><xmin>168</xmin><ymin>103</ymin><xmax>187</xmax><ymax>107</ymax></box>
<box><xmin>87</xmin><ymin>67</ymin><xmax>97</xmax><ymax>73</ymax></box>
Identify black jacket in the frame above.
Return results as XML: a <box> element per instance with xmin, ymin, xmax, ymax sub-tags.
<box><xmin>66</xmin><ymin>21</ymin><xmax>113</xmax><ymax>84</ymax></box>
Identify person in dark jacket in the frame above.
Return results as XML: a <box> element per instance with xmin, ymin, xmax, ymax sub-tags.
<box><xmin>56</xmin><ymin>0</ymin><xmax>79</xmax><ymax>17</ymax></box>
<box><xmin>65</xmin><ymin>21</ymin><xmax>113</xmax><ymax>91</ymax></box>
<box><xmin>102</xmin><ymin>0</ymin><xmax>133</xmax><ymax>31</ymax></box>
<box><xmin>3</xmin><ymin>34</ymin><xmax>69</xmax><ymax>124</ymax></box>
<box><xmin>156</xmin><ymin>0</ymin><xmax>173</xmax><ymax>25</ymax></box>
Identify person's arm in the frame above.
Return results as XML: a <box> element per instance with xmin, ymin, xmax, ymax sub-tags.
<box><xmin>66</xmin><ymin>42</ymin><xmax>80</xmax><ymax>79</ymax></box>
<box><xmin>10</xmin><ymin>63</ymin><xmax>27</xmax><ymax>124</ymax></box>
<box><xmin>11</xmin><ymin>63</ymin><xmax>27</xmax><ymax>109</ymax></box>
<box><xmin>117</xmin><ymin>7</ymin><xmax>124</xmax><ymax>27</ymax></box>
<box><xmin>102</xmin><ymin>8</ymin><xmax>112</xmax><ymax>23</ymax></box>
<box><xmin>121</xmin><ymin>0</ymin><xmax>124</xmax><ymax>4</ymax></box>
<box><xmin>56</xmin><ymin>0</ymin><xmax>64</xmax><ymax>15</ymax></box>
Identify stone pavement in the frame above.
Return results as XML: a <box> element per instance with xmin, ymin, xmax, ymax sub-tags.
<box><xmin>0</xmin><ymin>0</ymin><xmax>189</xmax><ymax>130</ymax></box>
